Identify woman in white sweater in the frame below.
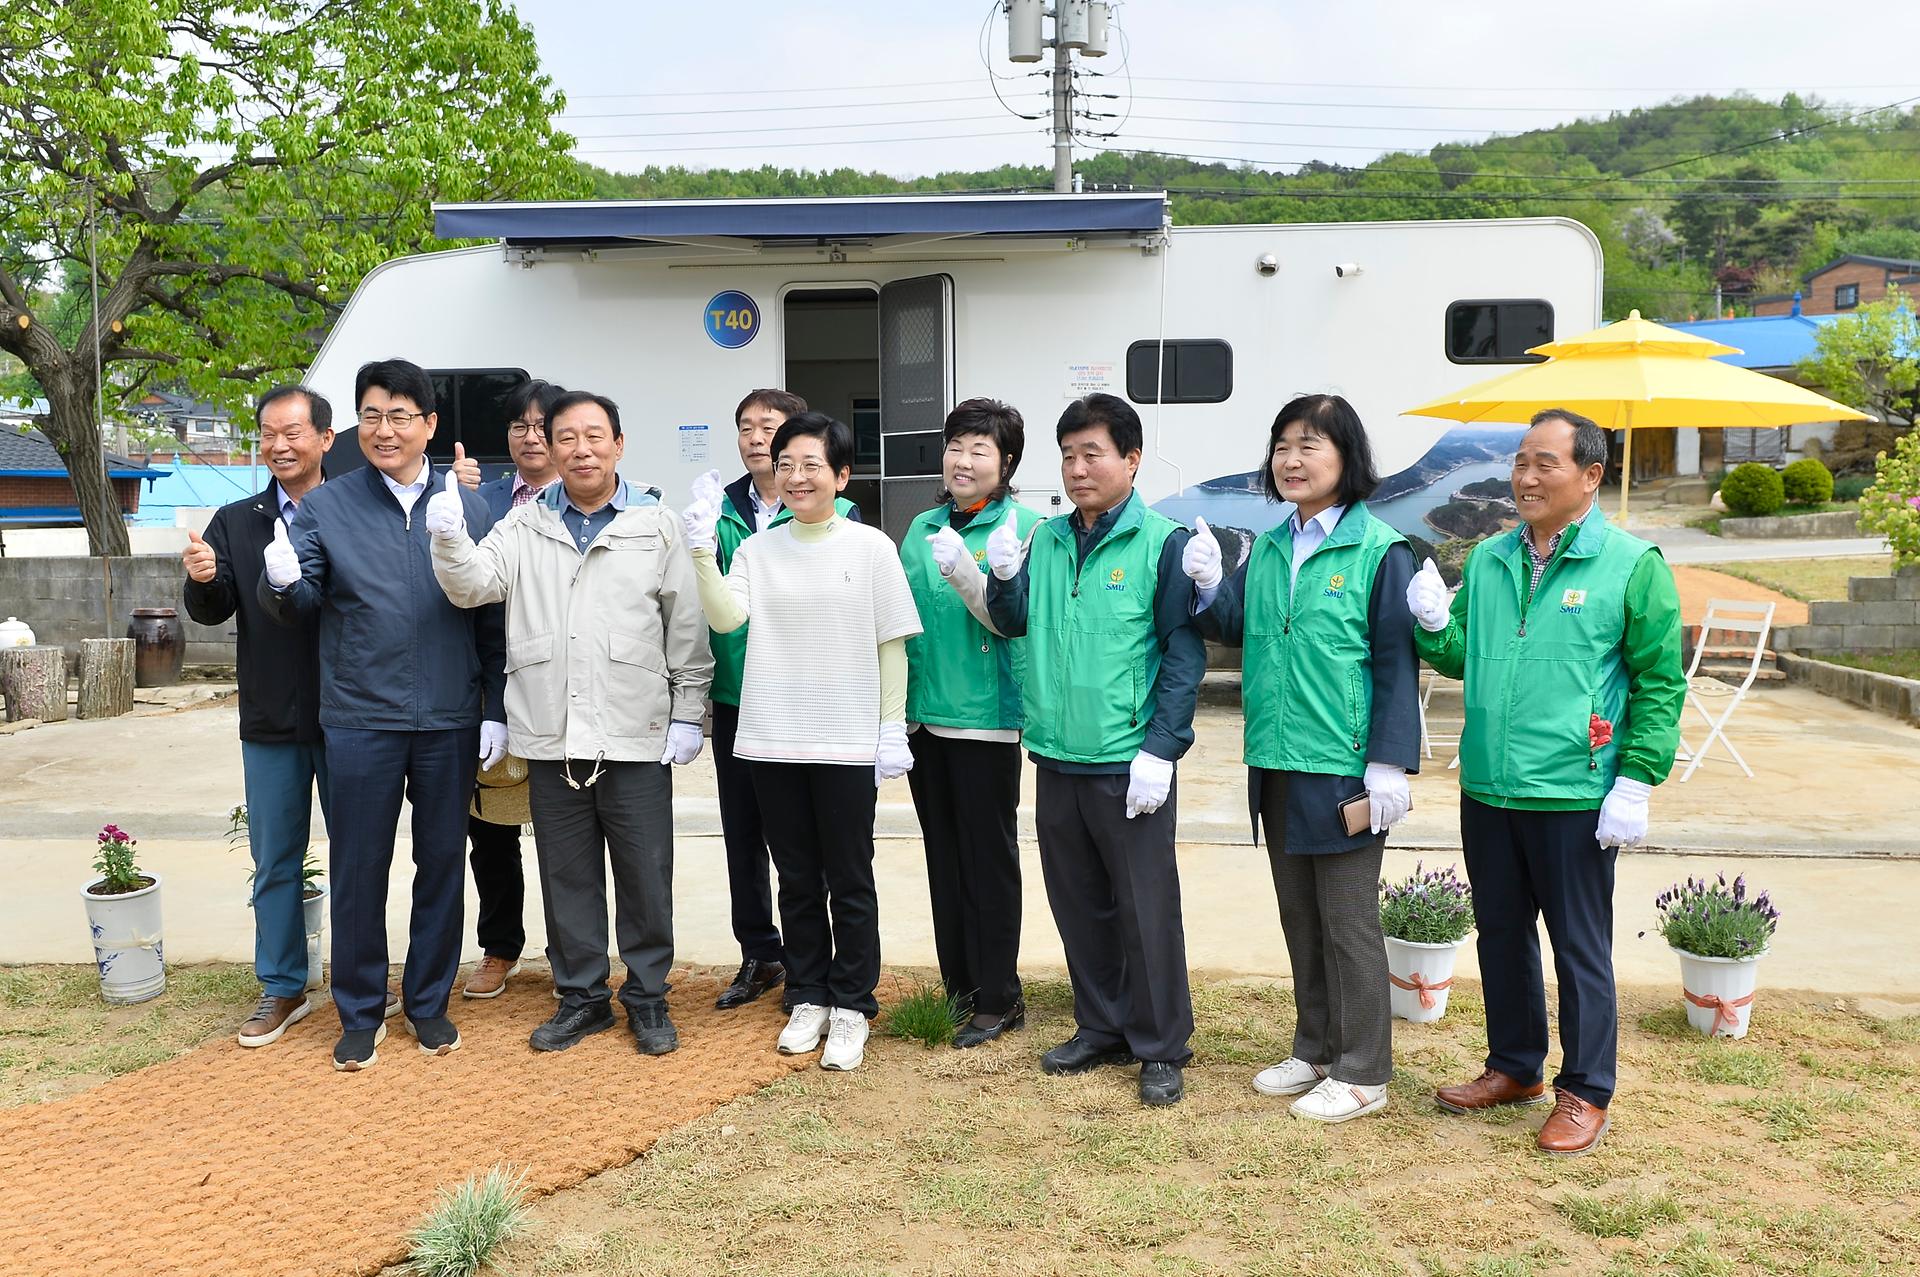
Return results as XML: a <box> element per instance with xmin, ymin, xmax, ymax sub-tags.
<box><xmin>683</xmin><ymin>413</ymin><xmax>922</xmax><ymax>1071</ymax></box>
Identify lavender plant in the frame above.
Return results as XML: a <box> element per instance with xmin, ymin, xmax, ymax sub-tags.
<box><xmin>1649</xmin><ymin>873</ymin><xmax>1779</xmax><ymax>959</ymax></box>
<box><xmin>1379</xmin><ymin>862</ymin><xmax>1475</xmax><ymax>945</ymax></box>
<box><xmin>91</xmin><ymin>824</ymin><xmax>147</xmax><ymax>895</ymax></box>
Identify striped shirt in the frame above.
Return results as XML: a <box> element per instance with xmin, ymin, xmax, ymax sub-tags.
<box><xmin>1520</xmin><ymin>513</ymin><xmax>1584</xmax><ymax>604</ymax></box>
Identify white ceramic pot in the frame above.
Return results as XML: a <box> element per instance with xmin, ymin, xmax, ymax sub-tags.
<box><xmin>1384</xmin><ymin>935</ymin><xmax>1464</xmax><ymax>1023</ymax></box>
<box><xmin>1675</xmin><ymin>947</ymin><xmax>1765</xmax><ymax>1038</ymax></box>
<box><xmin>303</xmin><ymin>884</ymin><xmax>327</xmax><ymax>992</ymax></box>
<box><xmin>0</xmin><ymin>616</ymin><xmax>34</xmax><ymax>647</ymax></box>
<box><xmin>82</xmin><ymin>874</ymin><xmax>166</xmax><ymax>1004</ymax></box>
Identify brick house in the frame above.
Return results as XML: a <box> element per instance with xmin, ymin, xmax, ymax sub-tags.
<box><xmin>0</xmin><ymin>424</ymin><xmax>166</xmax><ymax>527</ymax></box>
<box><xmin>1753</xmin><ymin>254</ymin><xmax>1920</xmax><ymax>317</ymax></box>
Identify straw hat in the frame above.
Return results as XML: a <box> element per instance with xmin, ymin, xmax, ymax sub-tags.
<box><xmin>471</xmin><ymin>752</ymin><xmax>531</xmax><ymax>827</ymax></box>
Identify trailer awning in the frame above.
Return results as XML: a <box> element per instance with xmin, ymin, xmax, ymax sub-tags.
<box><xmin>433</xmin><ymin>193</ymin><xmax>1168</xmax><ymax>247</ymax></box>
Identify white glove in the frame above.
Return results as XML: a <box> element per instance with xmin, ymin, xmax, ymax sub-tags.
<box><xmin>688</xmin><ymin>467</ymin><xmax>725</xmax><ymax>509</ymax></box>
<box><xmin>683</xmin><ymin>496</ymin><xmax>721</xmax><ymax>555</ymax></box>
<box><xmin>1406</xmin><ymin>557</ymin><xmax>1450</xmax><ymax>633</ymax></box>
<box><xmin>1124</xmin><ymin>750</ymin><xmax>1174</xmax><ymax>820</ymax></box>
<box><xmin>478</xmin><ymin>720</ymin><xmax>508</xmax><ymax>771</ymax></box>
<box><xmin>1595</xmin><ymin>776</ymin><xmax>1652</xmax><ymax>849</ymax></box>
<box><xmin>424</xmin><ymin>471</ymin><xmax>467</xmax><ymax>540</ymax></box>
<box><xmin>263</xmin><ymin>517</ymin><xmax>300</xmax><ymax>589</ymax></box>
<box><xmin>660</xmin><ymin>720</ymin><xmax>704</xmax><ymax>766</ymax></box>
<box><xmin>926</xmin><ymin>525</ymin><xmax>968</xmax><ymax>578</ymax></box>
<box><xmin>985</xmin><ymin>506</ymin><xmax>1024</xmax><ymax>581</ymax></box>
<box><xmin>1182</xmin><ymin>516</ymin><xmax>1223</xmax><ymax>591</ymax></box>
<box><xmin>874</xmin><ymin>721</ymin><xmax>913</xmax><ymax>785</ymax></box>
<box><xmin>1363</xmin><ymin>761</ymin><xmax>1411</xmax><ymax>834</ymax></box>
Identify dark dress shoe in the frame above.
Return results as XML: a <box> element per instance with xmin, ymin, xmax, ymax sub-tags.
<box><xmin>1041</xmin><ymin>1034</ymin><xmax>1135</xmax><ymax>1075</ymax></box>
<box><xmin>714</xmin><ymin>959</ymin><xmax>785</xmax><ymax>1010</ymax></box>
<box><xmin>1139</xmin><ymin>1061</ymin><xmax>1185</xmax><ymax>1107</ymax></box>
<box><xmin>953</xmin><ymin>999</ymin><xmax>1026</xmax><ymax>1049</ymax></box>
<box><xmin>529</xmin><ymin>999</ymin><xmax>616</xmax><ymax>1052</ymax></box>
<box><xmin>628</xmin><ymin>1001</ymin><xmax>679</xmax><ymax>1056</ymax></box>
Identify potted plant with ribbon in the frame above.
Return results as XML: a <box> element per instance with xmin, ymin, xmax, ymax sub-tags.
<box><xmin>1649</xmin><ymin>873</ymin><xmax>1779</xmax><ymax>1038</ymax></box>
<box><xmin>230</xmin><ymin>803</ymin><xmax>328</xmax><ymax>990</ymax></box>
<box><xmin>1379</xmin><ymin>862</ymin><xmax>1474</xmax><ymax>1023</ymax></box>
<box><xmin>82</xmin><ymin>823</ymin><xmax>166</xmax><ymax>1004</ymax></box>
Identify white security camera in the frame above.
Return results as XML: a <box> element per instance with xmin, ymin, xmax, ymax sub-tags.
<box><xmin>1333</xmin><ymin>262</ymin><xmax>1362</xmax><ymax>278</ymax></box>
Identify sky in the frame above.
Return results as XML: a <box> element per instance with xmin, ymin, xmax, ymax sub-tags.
<box><xmin>512</xmin><ymin>0</ymin><xmax>1920</xmax><ymax>180</ymax></box>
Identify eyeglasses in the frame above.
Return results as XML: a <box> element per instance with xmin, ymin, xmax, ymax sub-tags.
<box><xmin>358</xmin><ymin>409</ymin><xmax>427</xmax><ymax>428</ymax></box>
<box><xmin>507</xmin><ymin>419</ymin><xmax>545</xmax><ymax>439</ymax></box>
<box><xmin>774</xmin><ymin>460</ymin><xmax>833</xmax><ymax>479</ymax></box>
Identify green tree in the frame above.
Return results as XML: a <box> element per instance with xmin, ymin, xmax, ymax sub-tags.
<box><xmin>0</xmin><ymin>0</ymin><xmax>583</xmax><ymax>554</ymax></box>
<box><xmin>1796</xmin><ymin>288</ymin><xmax>1920</xmax><ymax>427</ymax></box>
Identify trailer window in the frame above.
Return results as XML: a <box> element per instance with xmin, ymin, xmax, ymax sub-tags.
<box><xmin>1446</xmin><ymin>301</ymin><xmax>1552</xmax><ymax>364</ymax></box>
<box><xmin>425</xmin><ymin>367</ymin><xmax>530</xmax><ymax>463</ymax></box>
<box><xmin>1125</xmin><ymin>340</ymin><xmax>1233</xmax><ymax>405</ymax></box>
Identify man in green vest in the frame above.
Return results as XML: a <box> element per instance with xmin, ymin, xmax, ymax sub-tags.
<box><xmin>1407</xmin><ymin>408</ymin><xmax>1685</xmax><ymax>1157</ymax></box>
<box><xmin>986</xmin><ymin>393</ymin><xmax>1205</xmax><ymax>1107</ymax></box>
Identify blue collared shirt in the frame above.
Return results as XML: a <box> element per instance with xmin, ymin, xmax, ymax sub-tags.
<box><xmin>272</xmin><ymin>480</ymin><xmax>301</xmax><ymax>522</ymax></box>
<box><xmin>1288</xmin><ymin>503</ymin><xmax>1346</xmax><ymax>588</ymax></box>
<box><xmin>556</xmin><ymin>480</ymin><xmax>629</xmax><ymax>554</ymax></box>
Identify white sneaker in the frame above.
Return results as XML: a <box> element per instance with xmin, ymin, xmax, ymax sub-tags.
<box><xmin>777</xmin><ymin>1003</ymin><xmax>831</xmax><ymax>1054</ymax></box>
<box><xmin>1289</xmin><ymin>1075</ymin><xmax>1389</xmax><ymax>1124</ymax></box>
<box><xmin>819</xmin><ymin>1007</ymin><xmax>869</xmax><ymax>1071</ymax></box>
<box><xmin>1253</xmin><ymin>1056</ymin><xmax>1328</xmax><ymax>1097</ymax></box>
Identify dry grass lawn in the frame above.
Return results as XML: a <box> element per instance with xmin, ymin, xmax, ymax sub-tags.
<box><xmin>1695</xmin><ymin>557</ymin><xmax>1893</xmax><ymax>605</ymax></box>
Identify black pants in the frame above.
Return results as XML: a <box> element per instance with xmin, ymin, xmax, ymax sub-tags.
<box><xmin>713</xmin><ymin>702</ymin><xmax>783</xmax><ymax>965</ymax></box>
<box><xmin>906</xmin><ymin>731</ymin><xmax>1023</xmax><ymax>1015</ymax></box>
<box><xmin>750</xmin><ymin>760</ymin><xmax>880</xmax><ymax>1018</ymax></box>
<box><xmin>1461</xmin><ymin>795</ymin><xmax>1618</xmax><ymax>1108</ymax></box>
<box><xmin>467</xmin><ymin>812</ymin><xmax>525</xmax><ymax>960</ymax></box>
<box><xmin>1034</xmin><ymin>767</ymin><xmax>1193</xmax><ymax>1065</ymax></box>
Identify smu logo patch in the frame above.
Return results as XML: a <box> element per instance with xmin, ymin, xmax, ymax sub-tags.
<box><xmin>973</xmin><ymin>548</ymin><xmax>988</xmax><ymax>565</ymax></box>
<box><xmin>1560</xmin><ymin>588</ymin><xmax>1587</xmax><ymax>614</ymax></box>
<box><xmin>1324</xmin><ymin>572</ymin><xmax>1346</xmax><ymax>598</ymax></box>
<box><xmin>1105</xmin><ymin>567</ymin><xmax>1127</xmax><ymax>591</ymax></box>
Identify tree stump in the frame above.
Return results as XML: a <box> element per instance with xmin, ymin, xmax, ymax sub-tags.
<box><xmin>0</xmin><ymin>645</ymin><xmax>68</xmax><ymax>723</ymax></box>
<box><xmin>78</xmin><ymin>637</ymin><xmax>135</xmax><ymax>720</ymax></box>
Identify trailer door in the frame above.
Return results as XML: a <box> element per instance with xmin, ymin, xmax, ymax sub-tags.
<box><xmin>877</xmin><ymin>274</ymin><xmax>954</xmax><ymax>544</ymax></box>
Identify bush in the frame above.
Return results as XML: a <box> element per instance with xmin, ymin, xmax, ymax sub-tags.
<box><xmin>1780</xmin><ymin>458</ymin><xmax>1834</xmax><ymax>505</ymax></box>
<box><xmin>1720</xmin><ymin>462</ymin><xmax>1785</xmax><ymax>518</ymax></box>
<box><xmin>1379</xmin><ymin>862</ymin><xmax>1474</xmax><ymax>945</ymax></box>
<box><xmin>1649</xmin><ymin>873</ymin><xmax>1779</xmax><ymax>959</ymax></box>
<box><xmin>1859</xmin><ymin>428</ymin><xmax>1920</xmax><ymax>568</ymax></box>
<box><xmin>1833</xmin><ymin>473</ymin><xmax>1873</xmax><ymax>502</ymax></box>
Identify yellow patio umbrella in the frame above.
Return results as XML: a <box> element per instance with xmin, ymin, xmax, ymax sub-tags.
<box><xmin>1404</xmin><ymin>309</ymin><xmax>1870</xmax><ymax>523</ymax></box>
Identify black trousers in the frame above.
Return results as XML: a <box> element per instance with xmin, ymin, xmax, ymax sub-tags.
<box><xmin>1035</xmin><ymin>768</ymin><xmax>1194</xmax><ymax>1065</ymax></box>
<box><xmin>749</xmin><ymin>760</ymin><xmax>880</xmax><ymax>1017</ymax></box>
<box><xmin>1460</xmin><ymin>795</ymin><xmax>1618</xmax><ymax>1108</ymax></box>
<box><xmin>467</xmin><ymin>811</ymin><xmax>525</xmax><ymax>960</ymax></box>
<box><xmin>712</xmin><ymin>702</ymin><xmax>784</xmax><ymax>964</ymax></box>
<box><xmin>906</xmin><ymin>731</ymin><xmax>1024</xmax><ymax>1015</ymax></box>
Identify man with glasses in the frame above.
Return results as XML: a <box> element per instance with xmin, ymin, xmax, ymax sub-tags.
<box><xmin>261</xmin><ymin>358</ymin><xmax>507</xmax><ymax>1072</ymax></box>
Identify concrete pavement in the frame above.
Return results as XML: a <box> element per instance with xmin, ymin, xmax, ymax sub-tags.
<box><xmin>1641</xmin><ymin>524</ymin><xmax>1891</xmax><ymax>564</ymax></box>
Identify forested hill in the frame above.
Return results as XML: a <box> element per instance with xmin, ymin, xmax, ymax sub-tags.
<box><xmin>577</xmin><ymin>95</ymin><xmax>1920</xmax><ymax>322</ymax></box>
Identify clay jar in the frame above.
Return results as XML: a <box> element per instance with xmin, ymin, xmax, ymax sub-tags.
<box><xmin>127</xmin><ymin>607</ymin><xmax>185</xmax><ymax>687</ymax></box>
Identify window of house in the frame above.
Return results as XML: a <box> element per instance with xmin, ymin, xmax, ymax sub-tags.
<box><xmin>1125</xmin><ymin>340</ymin><xmax>1233</xmax><ymax>404</ymax></box>
<box><xmin>1834</xmin><ymin>283</ymin><xmax>1860</xmax><ymax>310</ymax></box>
<box><xmin>424</xmin><ymin>367</ymin><xmax>529</xmax><ymax>462</ymax></box>
<box><xmin>1445</xmin><ymin>300</ymin><xmax>1554</xmax><ymax>364</ymax></box>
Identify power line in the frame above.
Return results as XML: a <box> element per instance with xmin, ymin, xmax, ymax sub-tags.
<box><xmin>560</xmin><ymin>93</ymin><xmax>1040</xmax><ymax>121</ymax></box>
<box><xmin>572</xmin><ymin>114</ymin><xmax>1017</xmax><ymax>143</ymax></box>
<box><xmin>566</xmin><ymin>78</ymin><xmax>989</xmax><ymax>100</ymax></box>
<box><xmin>1118</xmin><ymin>76</ymin><xmax>1920</xmax><ymax>94</ymax></box>
<box><xmin>572</xmin><ymin>128</ymin><xmax>1042</xmax><ymax>157</ymax></box>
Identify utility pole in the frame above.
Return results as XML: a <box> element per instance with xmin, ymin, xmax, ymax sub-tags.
<box><xmin>1051</xmin><ymin>43</ymin><xmax>1072</xmax><ymax>193</ymax></box>
<box><xmin>1007</xmin><ymin>0</ymin><xmax>1109</xmax><ymax>193</ymax></box>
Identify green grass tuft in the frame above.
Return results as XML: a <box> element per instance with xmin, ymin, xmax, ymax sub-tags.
<box><xmin>1556</xmin><ymin>1190</ymin><xmax>1683</xmax><ymax>1239</ymax></box>
<box><xmin>406</xmin><ymin>1163</ymin><xmax>530</xmax><ymax>1277</ymax></box>
<box><xmin>883</xmin><ymin>982</ymin><xmax>964</xmax><ymax>1048</ymax></box>
<box><xmin>1692</xmin><ymin>1047</ymin><xmax>1782</xmax><ymax>1088</ymax></box>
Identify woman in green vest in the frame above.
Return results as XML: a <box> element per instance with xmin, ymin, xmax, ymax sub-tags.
<box><xmin>1187</xmin><ymin>393</ymin><xmax>1422</xmax><ymax>1122</ymax></box>
<box><xmin>904</xmin><ymin>398</ymin><xmax>1041</xmax><ymax>1047</ymax></box>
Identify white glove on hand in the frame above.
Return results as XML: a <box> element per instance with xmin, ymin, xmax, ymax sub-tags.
<box><xmin>660</xmin><ymin>720</ymin><xmax>704</xmax><ymax>766</ymax></box>
<box><xmin>688</xmin><ymin>467</ymin><xmax>725</xmax><ymax>509</ymax></box>
<box><xmin>1124</xmin><ymin>750</ymin><xmax>1174</xmax><ymax>820</ymax></box>
<box><xmin>1405</xmin><ymin>557</ymin><xmax>1451</xmax><ymax>633</ymax></box>
<box><xmin>874</xmin><ymin>721</ymin><xmax>913</xmax><ymax>785</ymax></box>
<box><xmin>1363</xmin><ymin>761</ymin><xmax>1411</xmax><ymax>834</ymax></box>
<box><xmin>424</xmin><ymin>471</ymin><xmax>467</xmax><ymax>541</ymax></box>
<box><xmin>1595</xmin><ymin>776</ymin><xmax>1652</xmax><ymax>849</ymax></box>
<box><xmin>926</xmin><ymin>525</ymin><xmax>968</xmax><ymax>578</ymax></box>
<box><xmin>263</xmin><ymin>517</ymin><xmax>300</xmax><ymax>589</ymax></box>
<box><xmin>682</xmin><ymin>496</ymin><xmax>721</xmax><ymax>555</ymax></box>
<box><xmin>1182</xmin><ymin>515</ymin><xmax>1223</xmax><ymax>591</ymax></box>
<box><xmin>985</xmin><ymin>506</ymin><xmax>1024</xmax><ymax>581</ymax></box>
<box><xmin>478</xmin><ymin>720</ymin><xmax>509</xmax><ymax>771</ymax></box>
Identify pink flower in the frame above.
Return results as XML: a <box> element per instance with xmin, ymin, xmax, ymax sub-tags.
<box><xmin>1589</xmin><ymin>714</ymin><xmax>1614</xmax><ymax>750</ymax></box>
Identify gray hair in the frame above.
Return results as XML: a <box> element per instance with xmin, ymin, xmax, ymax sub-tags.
<box><xmin>1529</xmin><ymin>408</ymin><xmax>1609</xmax><ymax>470</ymax></box>
<box><xmin>255</xmin><ymin>384</ymin><xmax>332</xmax><ymax>433</ymax></box>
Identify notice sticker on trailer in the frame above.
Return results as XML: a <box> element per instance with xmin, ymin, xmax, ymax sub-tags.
<box><xmin>1065</xmin><ymin>361</ymin><xmax>1116</xmax><ymax>397</ymax></box>
<box><xmin>704</xmin><ymin>290</ymin><xmax>759</xmax><ymax>348</ymax></box>
<box><xmin>678</xmin><ymin>424</ymin><xmax>709</xmax><ymax>463</ymax></box>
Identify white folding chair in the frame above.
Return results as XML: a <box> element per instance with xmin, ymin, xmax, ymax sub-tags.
<box><xmin>1675</xmin><ymin>598</ymin><xmax>1775</xmax><ymax>782</ymax></box>
<box><xmin>1417</xmin><ymin>667</ymin><xmax>1462</xmax><ymax>762</ymax></box>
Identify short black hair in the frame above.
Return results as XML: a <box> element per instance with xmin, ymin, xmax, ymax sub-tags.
<box><xmin>354</xmin><ymin>358</ymin><xmax>435</xmax><ymax>415</ymax></box>
<box><xmin>943</xmin><ymin>397</ymin><xmax>1025</xmax><ymax>499</ymax></box>
<box><xmin>735</xmin><ymin>388</ymin><xmax>807</xmax><ymax>425</ymax></box>
<box><xmin>1055</xmin><ymin>392</ymin><xmax>1142</xmax><ymax>456</ymax></box>
<box><xmin>1259</xmin><ymin>394</ymin><xmax>1380</xmax><ymax>506</ymax></box>
<box><xmin>771</xmin><ymin>410</ymin><xmax>854</xmax><ymax>475</ymax></box>
<box><xmin>255</xmin><ymin>384</ymin><xmax>332</xmax><ymax>433</ymax></box>
<box><xmin>546</xmin><ymin>390</ymin><xmax>622</xmax><ymax>439</ymax></box>
<box><xmin>1529</xmin><ymin>407</ymin><xmax>1610</xmax><ymax>470</ymax></box>
<box><xmin>505</xmin><ymin>378</ymin><xmax>567</xmax><ymax>427</ymax></box>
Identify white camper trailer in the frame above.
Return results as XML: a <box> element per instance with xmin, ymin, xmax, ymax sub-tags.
<box><xmin>308</xmin><ymin>193</ymin><xmax>1600</xmax><ymax>542</ymax></box>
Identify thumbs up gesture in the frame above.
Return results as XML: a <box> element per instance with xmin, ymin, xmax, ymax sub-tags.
<box><xmin>450</xmin><ymin>441</ymin><xmax>482</xmax><ymax>490</ymax></box>
<box><xmin>925</xmin><ymin>524</ymin><xmax>967</xmax><ymax>578</ymax></box>
<box><xmin>424</xmin><ymin>470</ymin><xmax>467</xmax><ymax>540</ymax></box>
<box><xmin>263</xmin><ymin>517</ymin><xmax>300</xmax><ymax>588</ymax></box>
<box><xmin>1181</xmin><ymin>516</ymin><xmax>1222</xmax><ymax>590</ymax></box>
<box><xmin>1405</xmin><ymin>557</ymin><xmax>1451</xmax><ymax>633</ymax></box>
<box><xmin>182</xmin><ymin>528</ymin><xmax>217</xmax><ymax>583</ymax></box>
<box><xmin>985</xmin><ymin>506</ymin><xmax>1024</xmax><ymax>581</ymax></box>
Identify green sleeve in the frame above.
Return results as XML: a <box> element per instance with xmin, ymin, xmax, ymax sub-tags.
<box><xmin>1616</xmin><ymin>552</ymin><xmax>1687</xmax><ymax>786</ymax></box>
<box><xmin>1412</xmin><ymin>550</ymin><xmax>1472</xmax><ymax>679</ymax></box>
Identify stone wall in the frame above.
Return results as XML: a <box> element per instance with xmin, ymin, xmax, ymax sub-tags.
<box><xmin>1719</xmin><ymin>510</ymin><xmax>1860</xmax><ymax>539</ymax></box>
<box><xmin>1773</xmin><ymin>565</ymin><xmax>1920</xmax><ymax>655</ymax></box>
<box><xmin>0</xmin><ymin>556</ymin><xmax>232</xmax><ymax>664</ymax></box>
<box><xmin>1777</xmin><ymin>653</ymin><xmax>1920</xmax><ymax>726</ymax></box>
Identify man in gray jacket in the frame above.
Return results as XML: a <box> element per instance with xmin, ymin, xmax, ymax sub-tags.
<box><xmin>429</xmin><ymin>390</ymin><xmax>713</xmax><ymax>1055</ymax></box>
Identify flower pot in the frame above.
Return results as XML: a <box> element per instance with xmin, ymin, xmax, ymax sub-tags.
<box><xmin>82</xmin><ymin>874</ymin><xmax>165</xmax><ymax>1004</ymax></box>
<box><xmin>1384</xmin><ymin>935</ymin><xmax>1463</xmax><ymax>1023</ymax></box>
<box><xmin>1674</xmin><ymin>947</ymin><xmax>1765</xmax><ymax>1038</ymax></box>
<box><xmin>303</xmin><ymin>884</ymin><xmax>327</xmax><ymax>992</ymax></box>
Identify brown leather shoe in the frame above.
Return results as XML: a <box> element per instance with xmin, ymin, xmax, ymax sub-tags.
<box><xmin>236</xmin><ymin>993</ymin><xmax>311</xmax><ymax>1048</ymax></box>
<box><xmin>1434</xmin><ymin>1068</ymin><xmax>1551</xmax><ymax>1114</ymax></box>
<box><xmin>463</xmin><ymin>955</ymin><xmax>522</xmax><ymax>999</ymax></box>
<box><xmin>1536</xmin><ymin>1088</ymin><xmax>1610</xmax><ymax>1157</ymax></box>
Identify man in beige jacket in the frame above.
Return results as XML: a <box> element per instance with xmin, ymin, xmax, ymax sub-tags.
<box><xmin>428</xmin><ymin>390</ymin><xmax>713</xmax><ymax>1056</ymax></box>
